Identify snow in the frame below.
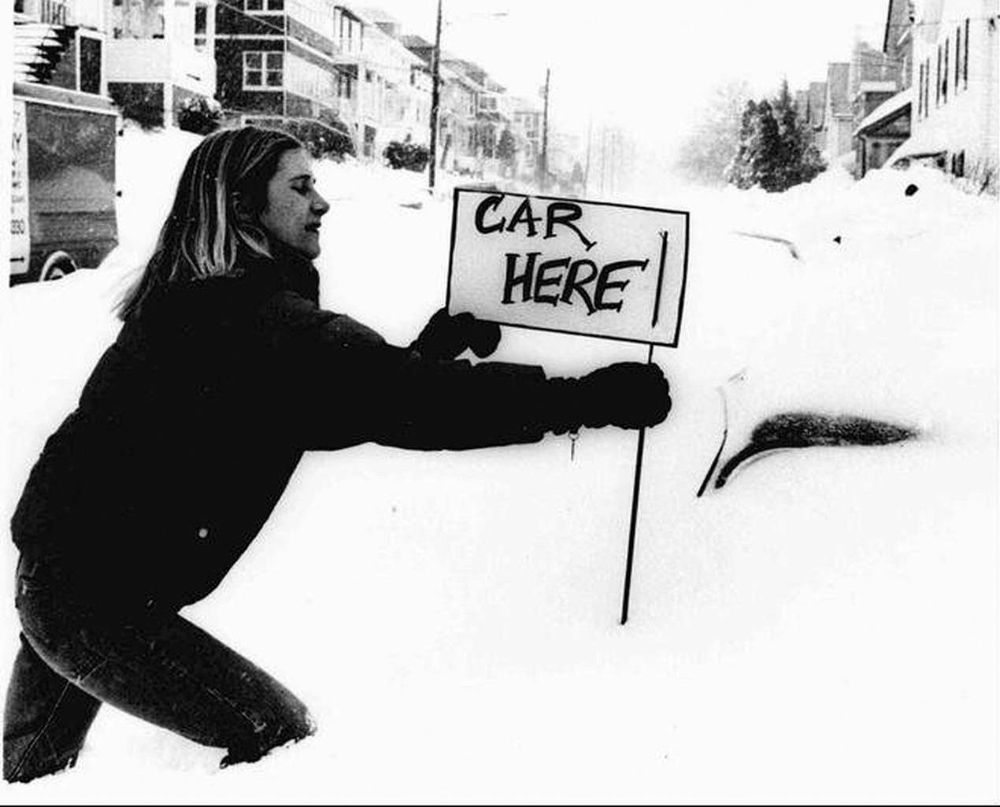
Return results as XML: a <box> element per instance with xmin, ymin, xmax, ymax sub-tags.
<box><xmin>1</xmin><ymin>127</ymin><xmax>997</xmax><ymax>802</ymax></box>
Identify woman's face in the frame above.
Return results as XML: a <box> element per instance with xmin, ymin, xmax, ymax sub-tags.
<box><xmin>259</xmin><ymin>148</ymin><xmax>330</xmax><ymax>259</ymax></box>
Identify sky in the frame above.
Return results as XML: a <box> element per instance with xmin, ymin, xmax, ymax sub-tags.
<box><xmin>365</xmin><ymin>0</ymin><xmax>890</xmax><ymax>146</ymax></box>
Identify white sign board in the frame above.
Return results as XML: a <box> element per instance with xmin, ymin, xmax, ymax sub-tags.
<box><xmin>447</xmin><ymin>190</ymin><xmax>689</xmax><ymax>347</ymax></box>
<box><xmin>10</xmin><ymin>98</ymin><xmax>31</xmax><ymax>277</ymax></box>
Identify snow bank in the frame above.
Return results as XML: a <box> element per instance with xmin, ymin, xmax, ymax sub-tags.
<box><xmin>1</xmin><ymin>129</ymin><xmax>996</xmax><ymax>803</ymax></box>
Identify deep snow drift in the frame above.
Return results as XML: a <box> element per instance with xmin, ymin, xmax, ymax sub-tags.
<box><xmin>1</xmin><ymin>126</ymin><xmax>996</xmax><ymax>803</ymax></box>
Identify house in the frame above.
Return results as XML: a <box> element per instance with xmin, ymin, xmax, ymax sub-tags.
<box><xmin>894</xmin><ymin>0</ymin><xmax>999</xmax><ymax>190</ymax></box>
<box><xmin>102</xmin><ymin>0</ymin><xmax>217</xmax><ymax>127</ymax></box>
<box><xmin>822</xmin><ymin>62</ymin><xmax>855</xmax><ymax>163</ymax></box>
<box><xmin>213</xmin><ymin>0</ymin><xmax>354</xmax><ymax>152</ymax></box>
<box><xmin>351</xmin><ymin>10</ymin><xmax>432</xmax><ymax>158</ymax></box>
<box><xmin>436</xmin><ymin>62</ymin><xmax>480</xmax><ymax>173</ymax></box>
<box><xmin>510</xmin><ymin>99</ymin><xmax>542</xmax><ymax>182</ymax></box>
<box><xmin>397</xmin><ymin>35</ymin><xmax>479</xmax><ymax>173</ymax></box>
<box><xmin>795</xmin><ymin>81</ymin><xmax>827</xmax><ymax>138</ymax></box>
<box><xmin>322</xmin><ymin>8</ymin><xmax>434</xmax><ymax>160</ymax></box>
<box><xmin>15</xmin><ymin>0</ymin><xmax>110</xmax><ymax>98</ymax></box>
<box><xmin>854</xmin><ymin>87</ymin><xmax>913</xmax><ymax>175</ymax></box>
<box><xmin>443</xmin><ymin>58</ymin><xmax>511</xmax><ymax>176</ymax></box>
<box><xmin>849</xmin><ymin>2</ymin><xmax>916</xmax><ymax>177</ymax></box>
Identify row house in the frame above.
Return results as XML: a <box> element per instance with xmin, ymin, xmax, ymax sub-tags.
<box><xmin>822</xmin><ymin>62</ymin><xmax>855</xmax><ymax>163</ymax></box>
<box><xmin>213</xmin><ymin>0</ymin><xmax>354</xmax><ymax>150</ymax></box>
<box><xmin>903</xmin><ymin>0</ymin><xmax>998</xmax><ymax>186</ymax></box>
<box><xmin>397</xmin><ymin>35</ymin><xmax>481</xmax><ymax>172</ymax></box>
<box><xmin>851</xmin><ymin>0</ymin><xmax>916</xmax><ymax>176</ymax></box>
<box><xmin>352</xmin><ymin>12</ymin><xmax>432</xmax><ymax>158</ymax></box>
<box><xmin>510</xmin><ymin>99</ymin><xmax>542</xmax><ymax>181</ymax></box>
<box><xmin>848</xmin><ymin>39</ymin><xmax>908</xmax><ymax>175</ymax></box>
<box><xmin>437</xmin><ymin>62</ymin><xmax>481</xmax><ymax>173</ymax></box>
<box><xmin>443</xmin><ymin>58</ymin><xmax>512</xmax><ymax>175</ymax></box>
<box><xmin>846</xmin><ymin>0</ymin><xmax>997</xmax><ymax>187</ymax></box>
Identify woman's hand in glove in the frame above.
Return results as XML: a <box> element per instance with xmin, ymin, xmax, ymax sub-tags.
<box><xmin>548</xmin><ymin>362</ymin><xmax>671</xmax><ymax>434</ymax></box>
<box><xmin>577</xmin><ymin>362</ymin><xmax>672</xmax><ymax>429</ymax></box>
<box><xmin>409</xmin><ymin>308</ymin><xmax>501</xmax><ymax>361</ymax></box>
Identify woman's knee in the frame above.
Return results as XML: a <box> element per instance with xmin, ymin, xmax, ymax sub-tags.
<box><xmin>220</xmin><ymin>699</ymin><xmax>316</xmax><ymax>768</ymax></box>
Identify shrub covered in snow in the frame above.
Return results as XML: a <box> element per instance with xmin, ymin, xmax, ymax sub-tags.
<box><xmin>384</xmin><ymin>140</ymin><xmax>430</xmax><ymax>172</ymax></box>
<box><xmin>176</xmin><ymin>96</ymin><xmax>223</xmax><ymax>136</ymax></box>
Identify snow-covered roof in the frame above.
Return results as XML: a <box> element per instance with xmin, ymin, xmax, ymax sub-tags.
<box><xmin>887</xmin><ymin>126</ymin><xmax>948</xmax><ymax>165</ymax></box>
<box><xmin>857</xmin><ymin>80</ymin><xmax>899</xmax><ymax>94</ymax></box>
<box><xmin>853</xmin><ymin>87</ymin><xmax>913</xmax><ymax>136</ymax></box>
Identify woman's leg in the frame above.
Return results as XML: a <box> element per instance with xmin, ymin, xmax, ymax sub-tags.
<box><xmin>3</xmin><ymin>633</ymin><xmax>102</xmax><ymax>783</ymax></box>
<box><xmin>9</xmin><ymin>560</ymin><xmax>315</xmax><ymax>779</ymax></box>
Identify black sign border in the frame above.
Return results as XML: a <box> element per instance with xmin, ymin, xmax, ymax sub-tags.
<box><xmin>446</xmin><ymin>187</ymin><xmax>690</xmax><ymax>348</ymax></box>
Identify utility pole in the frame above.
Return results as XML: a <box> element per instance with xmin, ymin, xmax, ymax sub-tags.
<box><xmin>427</xmin><ymin>0</ymin><xmax>443</xmax><ymax>192</ymax></box>
<box><xmin>599</xmin><ymin>125</ymin><xmax>607</xmax><ymax>195</ymax></box>
<box><xmin>539</xmin><ymin>66</ymin><xmax>550</xmax><ymax>192</ymax></box>
<box><xmin>583</xmin><ymin>117</ymin><xmax>592</xmax><ymax>196</ymax></box>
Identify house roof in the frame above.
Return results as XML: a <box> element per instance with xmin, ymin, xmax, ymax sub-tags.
<box><xmin>853</xmin><ymin>87</ymin><xmax>912</xmax><ymax>136</ymax></box>
<box><xmin>399</xmin><ymin>34</ymin><xmax>433</xmax><ymax>50</ymax></box>
<box><xmin>882</xmin><ymin>0</ymin><xmax>914</xmax><ymax>52</ymax></box>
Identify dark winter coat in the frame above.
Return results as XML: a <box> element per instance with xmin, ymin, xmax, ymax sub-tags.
<box><xmin>11</xmin><ymin>252</ymin><xmax>563</xmax><ymax>609</ymax></box>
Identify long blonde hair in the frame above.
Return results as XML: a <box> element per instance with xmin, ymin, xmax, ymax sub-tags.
<box><xmin>117</xmin><ymin>126</ymin><xmax>304</xmax><ymax>320</ymax></box>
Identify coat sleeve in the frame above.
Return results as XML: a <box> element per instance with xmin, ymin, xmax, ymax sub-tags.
<box><xmin>257</xmin><ymin>291</ymin><xmax>562</xmax><ymax>451</ymax></box>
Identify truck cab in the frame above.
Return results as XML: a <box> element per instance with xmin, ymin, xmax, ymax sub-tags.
<box><xmin>11</xmin><ymin>80</ymin><xmax>119</xmax><ymax>285</ymax></box>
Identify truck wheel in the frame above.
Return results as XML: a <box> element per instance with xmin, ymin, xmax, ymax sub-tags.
<box><xmin>40</xmin><ymin>251</ymin><xmax>78</xmax><ymax>281</ymax></box>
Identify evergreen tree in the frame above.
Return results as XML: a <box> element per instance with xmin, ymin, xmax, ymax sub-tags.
<box><xmin>497</xmin><ymin>128</ymin><xmax>517</xmax><ymax>165</ymax></box>
<box><xmin>726</xmin><ymin>80</ymin><xmax>825</xmax><ymax>192</ymax></box>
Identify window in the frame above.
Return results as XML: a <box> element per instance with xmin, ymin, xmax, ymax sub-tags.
<box><xmin>194</xmin><ymin>2</ymin><xmax>207</xmax><ymax>50</ymax></box>
<box><xmin>245</xmin><ymin>0</ymin><xmax>282</xmax><ymax>11</ymax></box>
<box><xmin>936</xmin><ymin>45</ymin><xmax>941</xmax><ymax>105</ymax></box>
<box><xmin>925</xmin><ymin>58</ymin><xmax>930</xmax><ymax>112</ymax></box>
<box><xmin>964</xmin><ymin>18</ymin><xmax>969</xmax><ymax>89</ymax></box>
<box><xmin>79</xmin><ymin>34</ymin><xmax>102</xmax><ymax>93</ymax></box>
<box><xmin>943</xmin><ymin>38</ymin><xmax>948</xmax><ymax>103</ymax></box>
<box><xmin>335</xmin><ymin>70</ymin><xmax>352</xmax><ymax>100</ymax></box>
<box><xmin>917</xmin><ymin>62</ymin><xmax>924</xmax><ymax>116</ymax></box>
<box><xmin>955</xmin><ymin>26</ymin><xmax>961</xmax><ymax>90</ymax></box>
<box><xmin>243</xmin><ymin>51</ymin><xmax>283</xmax><ymax>89</ymax></box>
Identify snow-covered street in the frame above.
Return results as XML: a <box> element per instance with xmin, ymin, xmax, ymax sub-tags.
<box><xmin>1</xmin><ymin>126</ymin><xmax>996</xmax><ymax>802</ymax></box>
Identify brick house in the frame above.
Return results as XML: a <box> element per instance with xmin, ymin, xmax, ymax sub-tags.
<box><xmin>213</xmin><ymin>0</ymin><xmax>354</xmax><ymax>151</ymax></box>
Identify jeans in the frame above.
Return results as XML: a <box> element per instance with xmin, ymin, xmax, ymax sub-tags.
<box><xmin>3</xmin><ymin>553</ymin><xmax>315</xmax><ymax>783</ymax></box>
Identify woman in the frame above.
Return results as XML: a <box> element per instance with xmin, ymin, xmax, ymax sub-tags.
<box><xmin>3</xmin><ymin>126</ymin><xmax>671</xmax><ymax>782</ymax></box>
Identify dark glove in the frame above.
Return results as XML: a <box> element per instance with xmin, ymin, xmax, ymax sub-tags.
<box><xmin>549</xmin><ymin>362</ymin><xmax>671</xmax><ymax>433</ymax></box>
<box><xmin>409</xmin><ymin>308</ymin><xmax>501</xmax><ymax>361</ymax></box>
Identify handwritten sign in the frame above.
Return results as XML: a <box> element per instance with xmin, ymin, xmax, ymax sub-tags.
<box><xmin>10</xmin><ymin>98</ymin><xmax>30</xmax><ymax>278</ymax></box>
<box><xmin>447</xmin><ymin>189</ymin><xmax>689</xmax><ymax>347</ymax></box>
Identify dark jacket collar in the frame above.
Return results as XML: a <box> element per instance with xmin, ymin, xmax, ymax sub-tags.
<box><xmin>243</xmin><ymin>244</ymin><xmax>321</xmax><ymax>304</ymax></box>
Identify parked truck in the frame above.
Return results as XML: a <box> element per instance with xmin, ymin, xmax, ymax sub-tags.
<box><xmin>10</xmin><ymin>80</ymin><xmax>119</xmax><ymax>285</ymax></box>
